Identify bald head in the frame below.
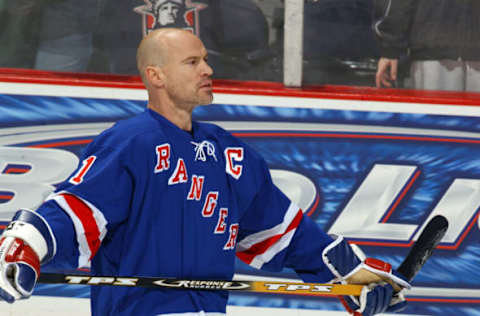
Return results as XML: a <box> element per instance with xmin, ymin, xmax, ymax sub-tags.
<box><xmin>136</xmin><ymin>28</ymin><xmax>198</xmax><ymax>83</ymax></box>
<box><xmin>135</xmin><ymin>27</ymin><xmax>213</xmax><ymax>127</ymax></box>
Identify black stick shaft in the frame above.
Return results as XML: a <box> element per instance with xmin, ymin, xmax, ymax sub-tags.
<box><xmin>396</xmin><ymin>215</ymin><xmax>449</xmax><ymax>281</ymax></box>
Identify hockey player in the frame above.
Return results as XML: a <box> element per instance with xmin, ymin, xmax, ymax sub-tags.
<box><xmin>0</xmin><ymin>28</ymin><xmax>410</xmax><ymax>316</ymax></box>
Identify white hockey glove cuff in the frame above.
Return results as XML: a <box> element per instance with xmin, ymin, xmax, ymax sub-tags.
<box><xmin>0</xmin><ymin>209</ymin><xmax>56</xmax><ymax>303</ymax></box>
<box><xmin>3</xmin><ymin>209</ymin><xmax>56</xmax><ymax>264</ymax></box>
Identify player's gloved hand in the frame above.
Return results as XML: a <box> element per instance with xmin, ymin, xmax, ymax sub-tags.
<box><xmin>340</xmin><ymin>282</ymin><xmax>407</xmax><ymax>316</ymax></box>
<box><xmin>0</xmin><ymin>236</ymin><xmax>40</xmax><ymax>302</ymax></box>
<box><xmin>322</xmin><ymin>236</ymin><xmax>411</xmax><ymax>289</ymax></box>
<box><xmin>0</xmin><ymin>209</ymin><xmax>56</xmax><ymax>303</ymax></box>
<box><xmin>322</xmin><ymin>236</ymin><xmax>410</xmax><ymax>315</ymax></box>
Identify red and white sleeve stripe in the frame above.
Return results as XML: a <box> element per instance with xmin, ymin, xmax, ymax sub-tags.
<box><xmin>236</xmin><ymin>203</ymin><xmax>303</xmax><ymax>269</ymax></box>
<box><xmin>47</xmin><ymin>191</ymin><xmax>108</xmax><ymax>268</ymax></box>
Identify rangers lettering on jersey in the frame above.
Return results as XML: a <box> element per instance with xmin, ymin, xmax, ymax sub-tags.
<box><xmin>214</xmin><ymin>208</ymin><xmax>228</xmax><ymax>234</ymax></box>
<box><xmin>155</xmin><ymin>143</ymin><xmax>171</xmax><ymax>173</ymax></box>
<box><xmin>187</xmin><ymin>175</ymin><xmax>205</xmax><ymax>200</ymax></box>
<box><xmin>224</xmin><ymin>223</ymin><xmax>239</xmax><ymax>250</ymax></box>
<box><xmin>168</xmin><ymin>158</ymin><xmax>188</xmax><ymax>184</ymax></box>
<box><xmin>202</xmin><ymin>191</ymin><xmax>218</xmax><ymax>217</ymax></box>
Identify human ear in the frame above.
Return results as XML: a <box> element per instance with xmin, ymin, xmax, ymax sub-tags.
<box><xmin>145</xmin><ymin>66</ymin><xmax>165</xmax><ymax>88</ymax></box>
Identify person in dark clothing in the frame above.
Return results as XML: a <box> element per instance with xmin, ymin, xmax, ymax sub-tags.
<box><xmin>374</xmin><ymin>0</ymin><xmax>480</xmax><ymax>91</ymax></box>
<box><xmin>302</xmin><ymin>0</ymin><xmax>380</xmax><ymax>86</ymax></box>
<box><xmin>32</xmin><ymin>0</ymin><xmax>274</xmax><ymax>81</ymax></box>
<box><xmin>0</xmin><ymin>0</ymin><xmax>45</xmax><ymax>68</ymax></box>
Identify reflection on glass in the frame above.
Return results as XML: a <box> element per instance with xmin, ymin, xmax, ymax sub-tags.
<box><xmin>0</xmin><ymin>0</ymin><xmax>284</xmax><ymax>82</ymax></box>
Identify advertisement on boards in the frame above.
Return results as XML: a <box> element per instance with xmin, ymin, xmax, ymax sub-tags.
<box><xmin>0</xmin><ymin>91</ymin><xmax>479</xmax><ymax>316</ymax></box>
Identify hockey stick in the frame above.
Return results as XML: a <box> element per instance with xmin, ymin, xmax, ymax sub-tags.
<box><xmin>38</xmin><ymin>275</ymin><xmax>364</xmax><ymax>297</ymax></box>
<box><xmin>37</xmin><ymin>215</ymin><xmax>448</xmax><ymax>297</ymax></box>
<box><xmin>396</xmin><ymin>215</ymin><xmax>448</xmax><ymax>282</ymax></box>
<box><xmin>346</xmin><ymin>215</ymin><xmax>449</xmax><ymax>290</ymax></box>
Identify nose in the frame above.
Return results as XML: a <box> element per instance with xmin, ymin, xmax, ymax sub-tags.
<box><xmin>201</xmin><ymin>60</ymin><xmax>213</xmax><ymax>77</ymax></box>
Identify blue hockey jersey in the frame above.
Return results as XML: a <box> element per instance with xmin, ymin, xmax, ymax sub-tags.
<box><xmin>37</xmin><ymin>109</ymin><xmax>335</xmax><ymax>315</ymax></box>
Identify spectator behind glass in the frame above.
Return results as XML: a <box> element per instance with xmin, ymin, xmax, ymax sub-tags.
<box><xmin>33</xmin><ymin>0</ymin><xmax>276</xmax><ymax>81</ymax></box>
<box><xmin>0</xmin><ymin>0</ymin><xmax>44</xmax><ymax>68</ymax></box>
<box><xmin>34</xmin><ymin>0</ymin><xmax>99</xmax><ymax>72</ymax></box>
<box><xmin>302</xmin><ymin>0</ymin><xmax>380</xmax><ymax>86</ymax></box>
<box><xmin>374</xmin><ymin>0</ymin><xmax>480</xmax><ymax>91</ymax></box>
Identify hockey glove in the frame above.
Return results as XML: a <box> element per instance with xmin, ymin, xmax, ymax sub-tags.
<box><xmin>322</xmin><ymin>236</ymin><xmax>411</xmax><ymax>289</ymax></box>
<box><xmin>340</xmin><ymin>282</ymin><xmax>407</xmax><ymax>316</ymax></box>
<box><xmin>322</xmin><ymin>236</ymin><xmax>410</xmax><ymax>315</ymax></box>
<box><xmin>0</xmin><ymin>210</ymin><xmax>56</xmax><ymax>303</ymax></box>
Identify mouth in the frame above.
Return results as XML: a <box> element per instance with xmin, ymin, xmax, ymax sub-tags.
<box><xmin>199</xmin><ymin>81</ymin><xmax>213</xmax><ymax>90</ymax></box>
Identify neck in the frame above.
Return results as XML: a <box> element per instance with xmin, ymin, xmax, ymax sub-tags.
<box><xmin>148</xmin><ymin>102</ymin><xmax>193</xmax><ymax>132</ymax></box>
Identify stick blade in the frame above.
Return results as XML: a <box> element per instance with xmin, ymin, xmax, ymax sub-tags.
<box><xmin>397</xmin><ymin>215</ymin><xmax>449</xmax><ymax>282</ymax></box>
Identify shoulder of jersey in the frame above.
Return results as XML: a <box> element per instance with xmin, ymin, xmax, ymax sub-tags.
<box><xmin>90</xmin><ymin>112</ymin><xmax>166</xmax><ymax>149</ymax></box>
<box><xmin>197</xmin><ymin>121</ymin><xmax>238</xmax><ymax>143</ymax></box>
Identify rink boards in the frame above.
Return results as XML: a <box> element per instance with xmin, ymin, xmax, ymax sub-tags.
<box><xmin>0</xmin><ymin>81</ymin><xmax>479</xmax><ymax>315</ymax></box>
